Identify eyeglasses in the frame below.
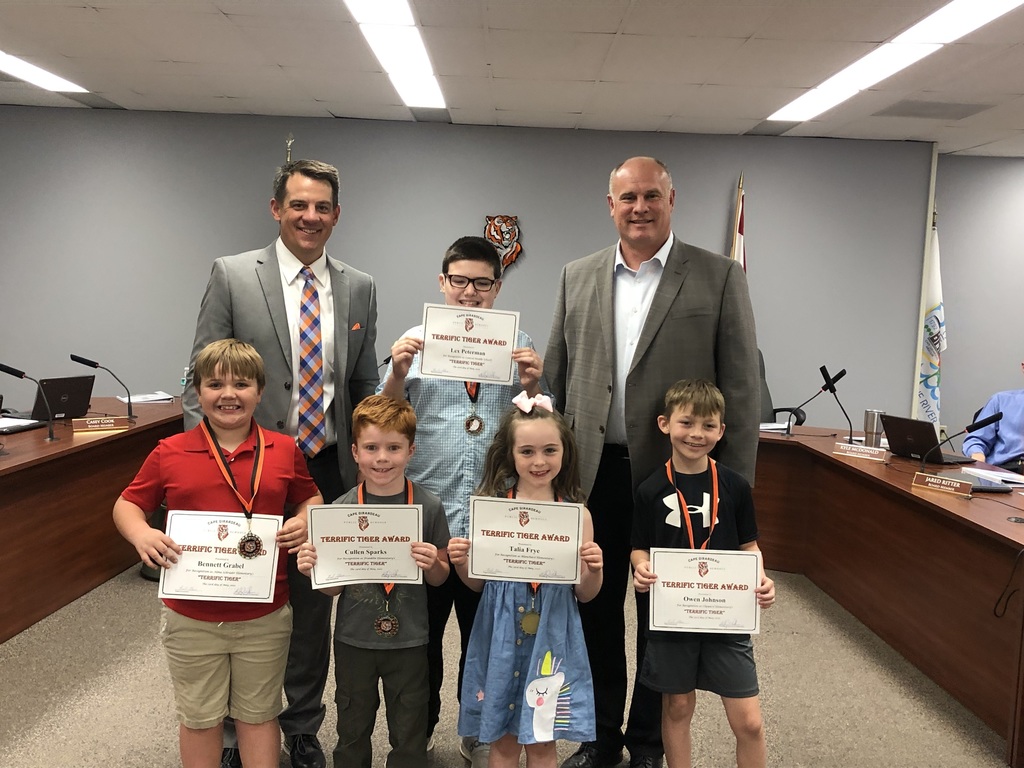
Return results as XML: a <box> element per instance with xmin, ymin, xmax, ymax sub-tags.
<box><xmin>444</xmin><ymin>274</ymin><xmax>497</xmax><ymax>292</ymax></box>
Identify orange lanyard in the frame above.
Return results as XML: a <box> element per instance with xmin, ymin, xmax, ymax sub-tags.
<box><xmin>664</xmin><ymin>458</ymin><xmax>719</xmax><ymax>550</ymax></box>
<box><xmin>200</xmin><ymin>419</ymin><xmax>266</xmax><ymax>518</ymax></box>
<box><xmin>358</xmin><ymin>479</ymin><xmax>414</xmax><ymax>596</ymax></box>
<box><xmin>508</xmin><ymin>486</ymin><xmax>554</xmax><ymax>594</ymax></box>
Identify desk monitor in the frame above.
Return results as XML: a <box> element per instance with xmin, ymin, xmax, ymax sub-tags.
<box><xmin>30</xmin><ymin>375</ymin><xmax>95</xmax><ymax>420</ymax></box>
<box><xmin>879</xmin><ymin>413</ymin><xmax>975</xmax><ymax>465</ymax></box>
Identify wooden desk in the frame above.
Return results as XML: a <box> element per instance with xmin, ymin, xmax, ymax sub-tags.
<box><xmin>0</xmin><ymin>397</ymin><xmax>182</xmax><ymax>643</ymax></box>
<box><xmin>753</xmin><ymin>429</ymin><xmax>1024</xmax><ymax>766</ymax></box>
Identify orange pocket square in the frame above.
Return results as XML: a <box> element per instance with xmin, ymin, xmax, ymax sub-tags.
<box><xmin>351</xmin><ymin>322</ymin><xmax>362</xmax><ymax>331</ymax></box>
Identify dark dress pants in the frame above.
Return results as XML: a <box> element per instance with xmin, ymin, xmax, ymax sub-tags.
<box><xmin>426</xmin><ymin>564</ymin><xmax>483</xmax><ymax>736</ymax></box>
<box><xmin>578</xmin><ymin>445</ymin><xmax>663</xmax><ymax>757</ymax></box>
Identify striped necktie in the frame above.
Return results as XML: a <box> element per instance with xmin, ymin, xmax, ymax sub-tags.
<box><xmin>297</xmin><ymin>266</ymin><xmax>326</xmax><ymax>456</ymax></box>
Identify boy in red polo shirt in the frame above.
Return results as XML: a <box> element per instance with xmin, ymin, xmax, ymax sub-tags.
<box><xmin>113</xmin><ymin>338</ymin><xmax>322</xmax><ymax>768</ymax></box>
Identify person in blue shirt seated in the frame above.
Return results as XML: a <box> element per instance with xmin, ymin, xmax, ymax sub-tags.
<box><xmin>963</xmin><ymin>358</ymin><xmax>1024</xmax><ymax>474</ymax></box>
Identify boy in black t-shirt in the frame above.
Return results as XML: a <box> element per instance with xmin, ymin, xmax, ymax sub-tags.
<box><xmin>631</xmin><ymin>379</ymin><xmax>775</xmax><ymax>768</ymax></box>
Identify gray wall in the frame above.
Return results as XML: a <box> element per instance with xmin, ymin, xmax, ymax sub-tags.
<box><xmin>934</xmin><ymin>154</ymin><xmax>1024</xmax><ymax>438</ymax></box>
<box><xmin>0</xmin><ymin>105</ymin><xmax>936</xmax><ymax>435</ymax></box>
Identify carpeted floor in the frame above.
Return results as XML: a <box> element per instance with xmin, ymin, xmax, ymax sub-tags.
<box><xmin>0</xmin><ymin>568</ymin><xmax>1007</xmax><ymax>767</ymax></box>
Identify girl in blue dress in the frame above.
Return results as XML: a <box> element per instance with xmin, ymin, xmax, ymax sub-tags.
<box><xmin>448</xmin><ymin>391</ymin><xmax>603</xmax><ymax>768</ymax></box>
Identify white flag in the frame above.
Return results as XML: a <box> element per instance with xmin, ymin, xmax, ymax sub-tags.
<box><xmin>916</xmin><ymin>226</ymin><xmax>946</xmax><ymax>424</ymax></box>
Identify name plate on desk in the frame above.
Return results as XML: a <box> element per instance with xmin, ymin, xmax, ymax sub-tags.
<box><xmin>913</xmin><ymin>471</ymin><xmax>972</xmax><ymax>498</ymax></box>
<box><xmin>832</xmin><ymin>442</ymin><xmax>886</xmax><ymax>461</ymax></box>
<box><xmin>72</xmin><ymin>416</ymin><xmax>131</xmax><ymax>432</ymax></box>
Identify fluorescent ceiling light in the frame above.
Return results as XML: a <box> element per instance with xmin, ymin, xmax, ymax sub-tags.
<box><xmin>342</xmin><ymin>0</ymin><xmax>413</xmax><ymax>26</ymax></box>
<box><xmin>0</xmin><ymin>50</ymin><xmax>86</xmax><ymax>92</ymax></box>
<box><xmin>823</xmin><ymin>43</ymin><xmax>941</xmax><ymax>93</ymax></box>
<box><xmin>894</xmin><ymin>0</ymin><xmax>1024</xmax><ymax>44</ymax></box>
<box><xmin>769</xmin><ymin>86</ymin><xmax>860</xmax><ymax>123</ymax></box>
<box><xmin>360</xmin><ymin>24</ymin><xmax>433</xmax><ymax>75</ymax></box>
<box><xmin>768</xmin><ymin>0</ymin><xmax>1024</xmax><ymax>123</ymax></box>
<box><xmin>388</xmin><ymin>73</ymin><xmax>446</xmax><ymax>108</ymax></box>
<box><xmin>342</xmin><ymin>0</ymin><xmax>447</xmax><ymax>110</ymax></box>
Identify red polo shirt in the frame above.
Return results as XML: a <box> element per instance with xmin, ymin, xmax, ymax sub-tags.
<box><xmin>121</xmin><ymin>422</ymin><xmax>319</xmax><ymax>622</ymax></box>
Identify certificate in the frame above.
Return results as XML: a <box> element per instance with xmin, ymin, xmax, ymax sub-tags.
<box><xmin>158</xmin><ymin>510</ymin><xmax>282</xmax><ymax>603</ymax></box>
<box><xmin>418</xmin><ymin>303</ymin><xmax>520</xmax><ymax>384</ymax></box>
<box><xmin>649</xmin><ymin>548</ymin><xmax>761</xmax><ymax>634</ymax></box>
<box><xmin>468</xmin><ymin>496</ymin><xmax>584</xmax><ymax>583</ymax></box>
<box><xmin>307</xmin><ymin>504</ymin><xmax>424</xmax><ymax>589</ymax></box>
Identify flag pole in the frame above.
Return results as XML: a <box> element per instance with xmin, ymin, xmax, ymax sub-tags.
<box><xmin>911</xmin><ymin>145</ymin><xmax>943</xmax><ymax>427</ymax></box>
<box><xmin>730</xmin><ymin>173</ymin><xmax>745</xmax><ymax>271</ymax></box>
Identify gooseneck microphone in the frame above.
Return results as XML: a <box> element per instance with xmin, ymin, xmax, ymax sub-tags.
<box><xmin>785</xmin><ymin>366</ymin><xmax>847</xmax><ymax>436</ymax></box>
<box><xmin>918</xmin><ymin>411</ymin><xmax>1004</xmax><ymax>471</ymax></box>
<box><xmin>70</xmin><ymin>353</ymin><xmax>135</xmax><ymax>422</ymax></box>
<box><xmin>820</xmin><ymin>365</ymin><xmax>853</xmax><ymax>443</ymax></box>
<box><xmin>0</xmin><ymin>362</ymin><xmax>58</xmax><ymax>442</ymax></box>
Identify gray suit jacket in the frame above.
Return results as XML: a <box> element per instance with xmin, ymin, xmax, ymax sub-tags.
<box><xmin>182</xmin><ymin>243</ymin><xmax>379</xmax><ymax>489</ymax></box>
<box><xmin>545</xmin><ymin>237</ymin><xmax>759</xmax><ymax>495</ymax></box>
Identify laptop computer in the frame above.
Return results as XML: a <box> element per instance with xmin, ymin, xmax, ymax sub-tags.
<box><xmin>879</xmin><ymin>413</ymin><xmax>976</xmax><ymax>465</ymax></box>
<box><xmin>7</xmin><ymin>375</ymin><xmax>96</xmax><ymax>421</ymax></box>
<box><xmin>934</xmin><ymin>470</ymin><xmax>1014</xmax><ymax>493</ymax></box>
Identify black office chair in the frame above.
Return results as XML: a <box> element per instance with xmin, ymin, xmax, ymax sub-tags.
<box><xmin>759</xmin><ymin>349</ymin><xmax>806</xmax><ymax>426</ymax></box>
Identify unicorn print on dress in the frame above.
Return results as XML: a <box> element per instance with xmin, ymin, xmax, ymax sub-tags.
<box><xmin>525</xmin><ymin>650</ymin><xmax>571</xmax><ymax>741</ymax></box>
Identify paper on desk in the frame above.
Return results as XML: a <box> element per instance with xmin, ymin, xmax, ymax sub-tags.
<box><xmin>961</xmin><ymin>467</ymin><xmax>1024</xmax><ymax>486</ymax></box>
<box><xmin>0</xmin><ymin>416</ymin><xmax>39</xmax><ymax>428</ymax></box>
<box><xmin>759</xmin><ymin>423</ymin><xmax>789</xmax><ymax>432</ymax></box>
<box><xmin>117</xmin><ymin>391</ymin><xmax>174</xmax><ymax>404</ymax></box>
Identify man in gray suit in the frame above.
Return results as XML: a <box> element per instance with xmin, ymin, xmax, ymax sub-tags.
<box><xmin>183</xmin><ymin>159</ymin><xmax>379</xmax><ymax>768</ymax></box>
<box><xmin>546</xmin><ymin>156</ymin><xmax>758</xmax><ymax>768</ymax></box>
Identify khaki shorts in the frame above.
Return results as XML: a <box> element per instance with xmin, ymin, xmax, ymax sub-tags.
<box><xmin>160</xmin><ymin>604</ymin><xmax>291</xmax><ymax>729</ymax></box>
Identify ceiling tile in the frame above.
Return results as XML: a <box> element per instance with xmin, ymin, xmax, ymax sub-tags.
<box><xmin>662</xmin><ymin>115</ymin><xmax>763</xmax><ymax>134</ymax></box>
<box><xmin>710</xmin><ymin>38</ymin><xmax>876</xmax><ymax>88</ymax></box>
<box><xmin>601</xmin><ymin>34</ymin><xmax>747</xmax><ymax>85</ymax></box>
<box><xmin>421</xmin><ymin>27</ymin><xmax>489</xmax><ymax>78</ymax></box>
<box><xmin>495</xmin><ymin>109</ymin><xmax>580</xmax><ymax>129</ymax></box>
<box><xmin>586</xmin><ymin>80</ymin><xmax>697</xmax><ymax>115</ymax></box>
<box><xmin>577</xmin><ymin>112</ymin><xmax>669</xmax><ymax>132</ymax></box>
<box><xmin>487</xmin><ymin>29</ymin><xmax>614</xmax><ymax>80</ymax></box>
<box><xmin>492</xmin><ymin>78</ymin><xmax>593</xmax><ymax>112</ymax></box>
<box><xmin>482</xmin><ymin>0</ymin><xmax>631</xmax><ymax>33</ymax></box>
<box><xmin>622</xmin><ymin>3</ymin><xmax>777</xmax><ymax>37</ymax></box>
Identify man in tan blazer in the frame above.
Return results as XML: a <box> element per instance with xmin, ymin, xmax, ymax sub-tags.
<box><xmin>546</xmin><ymin>157</ymin><xmax>758</xmax><ymax>768</ymax></box>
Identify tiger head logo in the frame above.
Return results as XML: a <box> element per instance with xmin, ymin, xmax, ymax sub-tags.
<box><xmin>358</xmin><ymin>515</ymin><xmax>369</xmax><ymax>531</ymax></box>
<box><xmin>217</xmin><ymin>524</ymin><xmax>229</xmax><ymax>541</ymax></box>
<box><xmin>485</xmin><ymin>215</ymin><xmax>523</xmax><ymax>270</ymax></box>
<box><xmin>519</xmin><ymin>509</ymin><xmax>530</xmax><ymax>527</ymax></box>
<box><xmin>698</xmin><ymin>561</ymin><xmax>709</xmax><ymax>578</ymax></box>
<box><xmin>465</xmin><ymin>318</ymin><xmax>475</xmax><ymax>332</ymax></box>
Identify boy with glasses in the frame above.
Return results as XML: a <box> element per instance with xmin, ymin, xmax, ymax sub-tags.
<box><xmin>379</xmin><ymin>236</ymin><xmax>547</xmax><ymax>767</ymax></box>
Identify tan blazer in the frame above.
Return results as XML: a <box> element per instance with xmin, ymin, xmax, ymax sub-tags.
<box><xmin>545</xmin><ymin>237</ymin><xmax>759</xmax><ymax>494</ymax></box>
<box><xmin>182</xmin><ymin>243</ymin><xmax>379</xmax><ymax>489</ymax></box>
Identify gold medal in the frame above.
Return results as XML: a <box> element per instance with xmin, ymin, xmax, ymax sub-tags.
<box><xmin>374</xmin><ymin>612</ymin><xmax>399</xmax><ymax>637</ymax></box>
<box><xmin>465</xmin><ymin>415</ymin><xmax>484</xmax><ymax>434</ymax></box>
<box><xmin>238</xmin><ymin>530</ymin><xmax>263</xmax><ymax>559</ymax></box>
<box><xmin>519</xmin><ymin>582</ymin><xmax>541</xmax><ymax>635</ymax></box>
<box><xmin>520</xmin><ymin>610</ymin><xmax>540</xmax><ymax>635</ymax></box>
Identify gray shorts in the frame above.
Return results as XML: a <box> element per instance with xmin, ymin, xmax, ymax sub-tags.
<box><xmin>639</xmin><ymin>633</ymin><xmax>759</xmax><ymax>698</ymax></box>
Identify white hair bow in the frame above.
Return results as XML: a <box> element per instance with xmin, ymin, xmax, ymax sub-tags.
<box><xmin>512</xmin><ymin>390</ymin><xmax>554</xmax><ymax>414</ymax></box>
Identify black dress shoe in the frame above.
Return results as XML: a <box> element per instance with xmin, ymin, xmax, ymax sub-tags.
<box><xmin>560</xmin><ymin>742</ymin><xmax>624</xmax><ymax>768</ymax></box>
<box><xmin>220</xmin><ymin>747</ymin><xmax>242</xmax><ymax>768</ymax></box>
<box><xmin>287</xmin><ymin>734</ymin><xmax>326</xmax><ymax>768</ymax></box>
<box><xmin>628</xmin><ymin>756</ymin><xmax>663</xmax><ymax>768</ymax></box>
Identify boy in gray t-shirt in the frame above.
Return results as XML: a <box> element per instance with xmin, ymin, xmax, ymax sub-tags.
<box><xmin>298</xmin><ymin>395</ymin><xmax>450</xmax><ymax>768</ymax></box>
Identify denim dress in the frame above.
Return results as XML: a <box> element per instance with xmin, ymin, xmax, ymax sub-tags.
<box><xmin>459</xmin><ymin>580</ymin><xmax>596</xmax><ymax>744</ymax></box>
